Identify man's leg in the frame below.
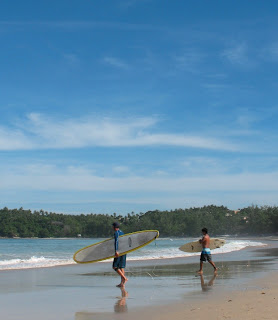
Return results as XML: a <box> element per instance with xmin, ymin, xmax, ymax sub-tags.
<box><xmin>120</xmin><ymin>268</ymin><xmax>128</xmax><ymax>286</ymax></box>
<box><xmin>209</xmin><ymin>260</ymin><xmax>218</xmax><ymax>273</ymax></box>
<box><xmin>198</xmin><ymin>261</ymin><xmax>203</xmax><ymax>274</ymax></box>
<box><xmin>114</xmin><ymin>267</ymin><xmax>127</xmax><ymax>280</ymax></box>
<box><xmin>113</xmin><ymin>268</ymin><xmax>128</xmax><ymax>287</ymax></box>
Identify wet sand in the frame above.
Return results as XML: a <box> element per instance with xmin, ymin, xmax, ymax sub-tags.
<box><xmin>117</xmin><ymin>270</ymin><xmax>278</xmax><ymax>320</ymax></box>
<box><xmin>75</xmin><ymin>272</ymin><xmax>278</xmax><ymax>320</ymax></box>
<box><xmin>0</xmin><ymin>238</ymin><xmax>277</xmax><ymax>320</ymax></box>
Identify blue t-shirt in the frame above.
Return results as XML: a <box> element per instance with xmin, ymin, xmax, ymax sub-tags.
<box><xmin>114</xmin><ymin>229</ymin><xmax>124</xmax><ymax>252</ymax></box>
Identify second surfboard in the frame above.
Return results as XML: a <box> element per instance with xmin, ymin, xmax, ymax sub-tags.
<box><xmin>179</xmin><ymin>238</ymin><xmax>225</xmax><ymax>253</ymax></box>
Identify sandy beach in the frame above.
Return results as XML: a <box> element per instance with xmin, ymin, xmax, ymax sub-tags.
<box><xmin>0</xmin><ymin>238</ymin><xmax>277</xmax><ymax>320</ymax></box>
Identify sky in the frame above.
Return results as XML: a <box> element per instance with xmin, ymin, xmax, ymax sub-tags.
<box><xmin>1</xmin><ymin>0</ymin><xmax>278</xmax><ymax>214</ymax></box>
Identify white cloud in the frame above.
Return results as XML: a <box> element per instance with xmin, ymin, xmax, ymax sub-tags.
<box><xmin>182</xmin><ymin>157</ymin><xmax>221</xmax><ymax>171</ymax></box>
<box><xmin>0</xmin><ymin>127</ymin><xmax>34</xmax><ymax>150</ymax></box>
<box><xmin>102</xmin><ymin>56</ymin><xmax>129</xmax><ymax>69</ymax></box>
<box><xmin>1</xmin><ymin>162</ymin><xmax>278</xmax><ymax>212</ymax></box>
<box><xmin>236</xmin><ymin>114</ymin><xmax>257</xmax><ymax>128</ymax></box>
<box><xmin>0</xmin><ymin>113</ymin><xmax>238</xmax><ymax>151</ymax></box>
<box><xmin>113</xmin><ymin>166</ymin><xmax>130</xmax><ymax>174</ymax></box>
<box><xmin>1</xmin><ymin>164</ymin><xmax>278</xmax><ymax>194</ymax></box>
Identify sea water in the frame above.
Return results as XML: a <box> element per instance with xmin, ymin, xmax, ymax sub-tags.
<box><xmin>0</xmin><ymin>237</ymin><xmax>266</xmax><ymax>271</ymax></box>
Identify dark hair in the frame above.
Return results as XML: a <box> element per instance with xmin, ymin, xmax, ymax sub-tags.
<box><xmin>112</xmin><ymin>222</ymin><xmax>120</xmax><ymax>228</ymax></box>
<box><xmin>202</xmin><ymin>227</ymin><xmax>208</xmax><ymax>234</ymax></box>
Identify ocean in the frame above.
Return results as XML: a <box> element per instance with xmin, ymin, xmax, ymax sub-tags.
<box><xmin>0</xmin><ymin>237</ymin><xmax>266</xmax><ymax>271</ymax></box>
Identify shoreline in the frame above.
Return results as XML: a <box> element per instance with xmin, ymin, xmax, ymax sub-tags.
<box><xmin>0</xmin><ymin>242</ymin><xmax>267</xmax><ymax>272</ymax></box>
<box><xmin>0</xmin><ymin>234</ymin><xmax>277</xmax><ymax>239</ymax></box>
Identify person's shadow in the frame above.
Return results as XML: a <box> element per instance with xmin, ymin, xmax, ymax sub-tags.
<box><xmin>200</xmin><ymin>274</ymin><xmax>217</xmax><ymax>292</ymax></box>
<box><xmin>114</xmin><ymin>287</ymin><xmax>128</xmax><ymax>313</ymax></box>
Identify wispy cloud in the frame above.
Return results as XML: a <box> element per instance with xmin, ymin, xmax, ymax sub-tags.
<box><xmin>113</xmin><ymin>166</ymin><xmax>130</xmax><ymax>174</ymax></box>
<box><xmin>182</xmin><ymin>157</ymin><xmax>227</xmax><ymax>174</ymax></box>
<box><xmin>0</xmin><ymin>127</ymin><xmax>33</xmax><ymax>151</ymax></box>
<box><xmin>235</xmin><ymin>106</ymin><xmax>278</xmax><ymax>130</ymax></box>
<box><xmin>102</xmin><ymin>56</ymin><xmax>130</xmax><ymax>69</ymax></box>
<box><xmin>221</xmin><ymin>43</ymin><xmax>253</xmax><ymax>67</ymax></box>
<box><xmin>1</xmin><ymin>159</ymin><xmax>278</xmax><ymax>212</ymax></box>
<box><xmin>202</xmin><ymin>83</ymin><xmax>230</xmax><ymax>90</ymax></box>
<box><xmin>0</xmin><ymin>113</ymin><xmax>237</xmax><ymax>151</ymax></box>
<box><xmin>1</xmin><ymin>163</ymin><xmax>278</xmax><ymax>194</ymax></box>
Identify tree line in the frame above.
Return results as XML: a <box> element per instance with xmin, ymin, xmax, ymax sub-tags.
<box><xmin>0</xmin><ymin>205</ymin><xmax>277</xmax><ymax>238</ymax></box>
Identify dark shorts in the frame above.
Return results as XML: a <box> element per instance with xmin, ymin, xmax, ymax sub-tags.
<box><xmin>113</xmin><ymin>255</ymin><xmax>126</xmax><ymax>269</ymax></box>
<box><xmin>200</xmin><ymin>253</ymin><xmax>212</xmax><ymax>262</ymax></box>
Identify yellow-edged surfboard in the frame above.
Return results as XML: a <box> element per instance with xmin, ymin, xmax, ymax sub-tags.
<box><xmin>73</xmin><ymin>230</ymin><xmax>159</xmax><ymax>264</ymax></box>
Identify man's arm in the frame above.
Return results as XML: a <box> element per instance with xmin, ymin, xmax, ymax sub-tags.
<box><xmin>199</xmin><ymin>236</ymin><xmax>208</xmax><ymax>247</ymax></box>
<box><xmin>201</xmin><ymin>235</ymin><xmax>209</xmax><ymax>247</ymax></box>
<box><xmin>114</xmin><ymin>231</ymin><xmax>119</xmax><ymax>257</ymax></box>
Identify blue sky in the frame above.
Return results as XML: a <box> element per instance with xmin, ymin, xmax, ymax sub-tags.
<box><xmin>1</xmin><ymin>0</ymin><xmax>278</xmax><ymax>214</ymax></box>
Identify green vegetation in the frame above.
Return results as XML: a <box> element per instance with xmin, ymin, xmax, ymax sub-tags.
<box><xmin>0</xmin><ymin>205</ymin><xmax>277</xmax><ymax>238</ymax></box>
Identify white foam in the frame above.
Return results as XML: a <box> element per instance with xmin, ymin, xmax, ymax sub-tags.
<box><xmin>212</xmin><ymin>240</ymin><xmax>266</xmax><ymax>254</ymax></box>
<box><xmin>127</xmin><ymin>239</ymin><xmax>267</xmax><ymax>261</ymax></box>
<box><xmin>0</xmin><ymin>240</ymin><xmax>266</xmax><ymax>270</ymax></box>
<box><xmin>0</xmin><ymin>256</ymin><xmax>74</xmax><ymax>270</ymax></box>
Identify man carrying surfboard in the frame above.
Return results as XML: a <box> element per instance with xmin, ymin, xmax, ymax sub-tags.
<box><xmin>197</xmin><ymin>228</ymin><xmax>218</xmax><ymax>274</ymax></box>
<box><xmin>112</xmin><ymin>222</ymin><xmax>128</xmax><ymax>287</ymax></box>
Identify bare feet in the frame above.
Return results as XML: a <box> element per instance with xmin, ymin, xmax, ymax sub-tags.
<box><xmin>214</xmin><ymin>268</ymin><xmax>218</xmax><ymax>274</ymax></box>
<box><xmin>116</xmin><ymin>278</ymin><xmax>128</xmax><ymax>287</ymax></box>
<box><xmin>122</xmin><ymin>277</ymin><xmax>128</xmax><ymax>286</ymax></box>
<box><xmin>197</xmin><ymin>270</ymin><xmax>203</xmax><ymax>275</ymax></box>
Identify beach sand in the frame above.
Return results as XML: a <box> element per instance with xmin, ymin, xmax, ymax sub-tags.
<box><xmin>0</xmin><ymin>238</ymin><xmax>277</xmax><ymax>320</ymax></box>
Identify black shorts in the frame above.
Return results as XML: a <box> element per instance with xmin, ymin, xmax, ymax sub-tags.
<box><xmin>200</xmin><ymin>253</ymin><xmax>212</xmax><ymax>262</ymax></box>
<box><xmin>113</xmin><ymin>255</ymin><xmax>126</xmax><ymax>269</ymax></box>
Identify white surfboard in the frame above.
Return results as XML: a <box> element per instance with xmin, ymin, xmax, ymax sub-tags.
<box><xmin>73</xmin><ymin>230</ymin><xmax>159</xmax><ymax>264</ymax></box>
<box><xmin>179</xmin><ymin>238</ymin><xmax>225</xmax><ymax>253</ymax></box>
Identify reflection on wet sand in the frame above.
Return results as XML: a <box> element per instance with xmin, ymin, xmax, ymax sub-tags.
<box><xmin>75</xmin><ymin>287</ymin><xmax>128</xmax><ymax>320</ymax></box>
<box><xmin>199</xmin><ymin>274</ymin><xmax>217</xmax><ymax>292</ymax></box>
<box><xmin>114</xmin><ymin>287</ymin><xmax>128</xmax><ymax>313</ymax></box>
